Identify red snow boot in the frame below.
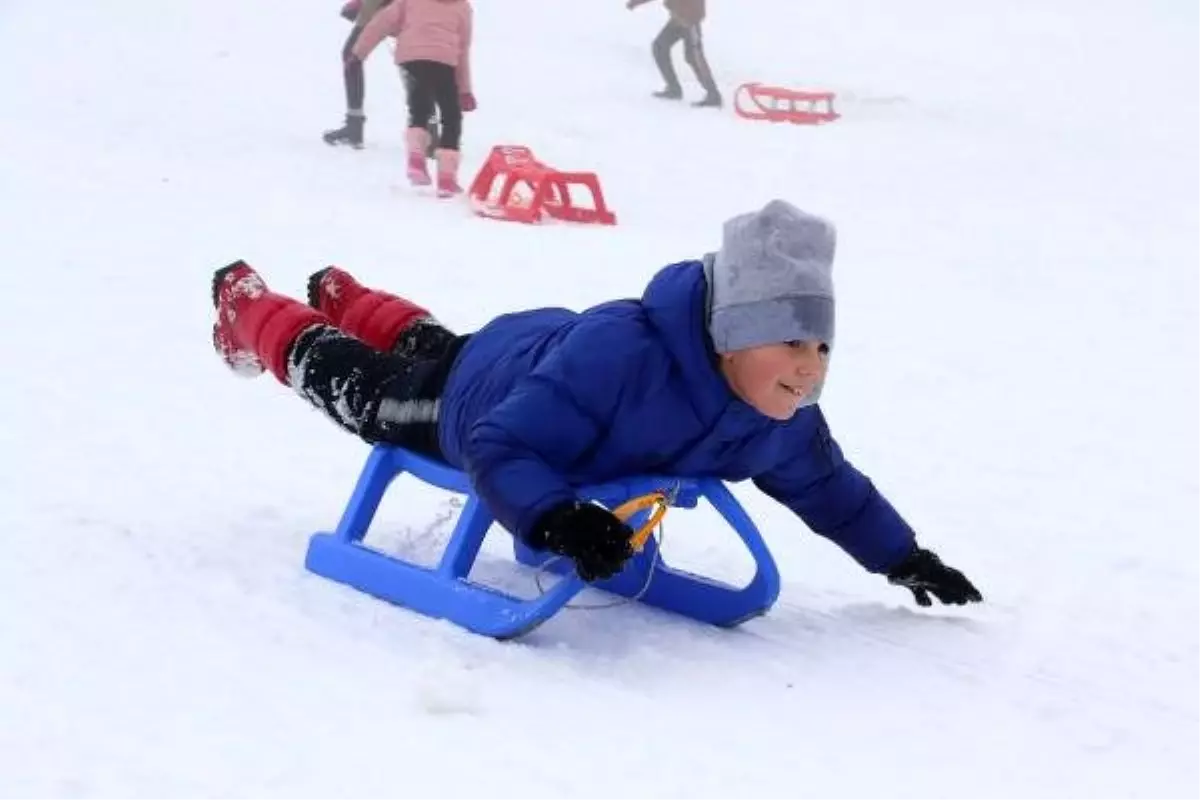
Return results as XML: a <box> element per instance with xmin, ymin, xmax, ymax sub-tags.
<box><xmin>435</xmin><ymin>148</ymin><xmax>463</xmax><ymax>198</ymax></box>
<box><xmin>211</xmin><ymin>261</ymin><xmax>329</xmax><ymax>384</ymax></box>
<box><xmin>306</xmin><ymin>266</ymin><xmax>432</xmax><ymax>353</ymax></box>
<box><xmin>405</xmin><ymin>127</ymin><xmax>433</xmax><ymax>186</ymax></box>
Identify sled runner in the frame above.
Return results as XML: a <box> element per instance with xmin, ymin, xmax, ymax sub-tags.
<box><xmin>734</xmin><ymin>82</ymin><xmax>840</xmax><ymax>125</ymax></box>
<box><xmin>304</xmin><ymin>445</ymin><xmax>781</xmax><ymax>639</ymax></box>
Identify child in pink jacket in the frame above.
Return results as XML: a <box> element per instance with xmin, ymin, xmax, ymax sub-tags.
<box><xmin>351</xmin><ymin>0</ymin><xmax>476</xmax><ymax>197</ymax></box>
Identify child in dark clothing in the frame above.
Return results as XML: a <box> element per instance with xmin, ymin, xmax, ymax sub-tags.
<box><xmin>320</xmin><ymin>0</ymin><xmax>392</xmax><ymax>149</ymax></box>
<box><xmin>627</xmin><ymin>0</ymin><xmax>722</xmax><ymax>107</ymax></box>
<box><xmin>323</xmin><ymin>0</ymin><xmax>444</xmax><ymax>155</ymax></box>
<box><xmin>209</xmin><ymin>200</ymin><xmax>982</xmax><ymax>602</ymax></box>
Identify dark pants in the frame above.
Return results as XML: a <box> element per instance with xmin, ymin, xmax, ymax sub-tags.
<box><xmin>400</xmin><ymin>60</ymin><xmax>463</xmax><ymax>150</ymax></box>
<box><xmin>341</xmin><ymin>26</ymin><xmax>365</xmax><ymax>112</ymax></box>
<box><xmin>652</xmin><ymin>20</ymin><xmax>719</xmax><ymax>97</ymax></box>
<box><xmin>287</xmin><ymin>319</ymin><xmax>468</xmax><ymax>460</ymax></box>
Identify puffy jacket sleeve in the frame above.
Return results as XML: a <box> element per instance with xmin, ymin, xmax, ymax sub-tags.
<box><xmin>456</xmin><ymin>2</ymin><xmax>473</xmax><ymax>93</ymax></box>
<box><xmin>462</xmin><ymin>319</ymin><xmax>653</xmax><ymax>544</ymax></box>
<box><xmin>753</xmin><ymin>409</ymin><xmax>915</xmax><ymax>573</ymax></box>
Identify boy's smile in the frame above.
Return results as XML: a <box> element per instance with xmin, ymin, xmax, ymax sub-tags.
<box><xmin>720</xmin><ymin>340</ymin><xmax>829</xmax><ymax>420</ymax></box>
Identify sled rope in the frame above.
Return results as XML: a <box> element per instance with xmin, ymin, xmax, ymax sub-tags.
<box><xmin>533</xmin><ymin>484</ymin><xmax>680</xmax><ymax>610</ymax></box>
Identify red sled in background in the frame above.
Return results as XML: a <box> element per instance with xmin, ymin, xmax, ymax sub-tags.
<box><xmin>734</xmin><ymin>82</ymin><xmax>840</xmax><ymax>125</ymax></box>
<box><xmin>468</xmin><ymin>145</ymin><xmax>617</xmax><ymax>226</ymax></box>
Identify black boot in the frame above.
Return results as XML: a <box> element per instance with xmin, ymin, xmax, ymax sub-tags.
<box><xmin>653</xmin><ymin>86</ymin><xmax>683</xmax><ymax>101</ymax></box>
<box><xmin>691</xmin><ymin>92</ymin><xmax>723</xmax><ymax>108</ymax></box>
<box><xmin>323</xmin><ymin>113</ymin><xmax>365</xmax><ymax>148</ymax></box>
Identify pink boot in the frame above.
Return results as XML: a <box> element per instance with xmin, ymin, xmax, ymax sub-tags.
<box><xmin>435</xmin><ymin>148</ymin><xmax>463</xmax><ymax>198</ymax></box>
<box><xmin>405</xmin><ymin>127</ymin><xmax>432</xmax><ymax>186</ymax></box>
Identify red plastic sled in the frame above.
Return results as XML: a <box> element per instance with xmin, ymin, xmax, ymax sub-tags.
<box><xmin>467</xmin><ymin>145</ymin><xmax>617</xmax><ymax>226</ymax></box>
<box><xmin>734</xmin><ymin>82</ymin><xmax>840</xmax><ymax>125</ymax></box>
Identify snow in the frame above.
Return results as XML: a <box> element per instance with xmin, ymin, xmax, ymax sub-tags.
<box><xmin>1</xmin><ymin>0</ymin><xmax>1196</xmax><ymax>796</ymax></box>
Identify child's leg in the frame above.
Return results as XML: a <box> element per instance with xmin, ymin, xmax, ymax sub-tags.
<box><xmin>400</xmin><ymin>61</ymin><xmax>437</xmax><ymax>183</ymax></box>
<box><xmin>342</xmin><ymin>26</ymin><xmax>366</xmax><ymax>113</ymax></box>
<box><xmin>287</xmin><ymin>325</ymin><xmax>446</xmax><ymax>453</ymax></box>
<box><xmin>391</xmin><ymin>318</ymin><xmax>459</xmax><ymax>361</ymax></box>
<box><xmin>307</xmin><ymin>266</ymin><xmax>458</xmax><ymax>359</ymax></box>
<box><xmin>401</xmin><ymin>64</ymin><xmax>440</xmax><ymax>157</ymax></box>
<box><xmin>427</xmin><ymin>63</ymin><xmax>464</xmax><ymax>195</ymax></box>
<box><xmin>429</xmin><ymin>63</ymin><xmax>462</xmax><ymax>151</ymax></box>
<box><xmin>323</xmin><ymin>27</ymin><xmax>367</xmax><ymax>146</ymax></box>
<box><xmin>651</xmin><ymin>21</ymin><xmax>686</xmax><ymax>97</ymax></box>
<box><xmin>211</xmin><ymin>262</ymin><xmax>445</xmax><ymax>454</ymax></box>
<box><xmin>681</xmin><ymin>23</ymin><xmax>721</xmax><ymax>104</ymax></box>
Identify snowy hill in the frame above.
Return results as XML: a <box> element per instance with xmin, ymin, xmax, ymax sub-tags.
<box><xmin>0</xmin><ymin>0</ymin><xmax>1196</xmax><ymax>796</ymax></box>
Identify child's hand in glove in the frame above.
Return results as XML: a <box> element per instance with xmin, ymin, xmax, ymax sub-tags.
<box><xmin>887</xmin><ymin>545</ymin><xmax>983</xmax><ymax>607</ymax></box>
<box><xmin>532</xmin><ymin>501</ymin><xmax>635</xmax><ymax>582</ymax></box>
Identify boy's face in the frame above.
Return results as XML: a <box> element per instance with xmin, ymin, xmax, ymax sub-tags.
<box><xmin>719</xmin><ymin>340</ymin><xmax>830</xmax><ymax>420</ymax></box>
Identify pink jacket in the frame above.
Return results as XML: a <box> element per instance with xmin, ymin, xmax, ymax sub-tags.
<box><xmin>353</xmin><ymin>0</ymin><xmax>474</xmax><ymax>94</ymax></box>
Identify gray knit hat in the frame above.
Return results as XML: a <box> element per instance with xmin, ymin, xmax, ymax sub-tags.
<box><xmin>706</xmin><ymin>200</ymin><xmax>836</xmax><ymax>353</ymax></box>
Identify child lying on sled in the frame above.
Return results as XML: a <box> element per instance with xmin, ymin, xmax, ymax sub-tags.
<box><xmin>210</xmin><ymin>199</ymin><xmax>982</xmax><ymax>606</ymax></box>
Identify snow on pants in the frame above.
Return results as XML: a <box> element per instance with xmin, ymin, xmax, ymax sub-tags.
<box><xmin>286</xmin><ymin>319</ymin><xmax>467</xmax><ymax>459</ymax></box>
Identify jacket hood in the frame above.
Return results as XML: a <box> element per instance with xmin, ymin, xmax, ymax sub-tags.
<box><xmin>639</xmin><ymin>259</ymin><xmax>743</xmax><ymax>423</ymax></box>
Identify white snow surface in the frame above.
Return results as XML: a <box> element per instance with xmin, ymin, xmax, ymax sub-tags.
<box><xmin>0</xmin><ymin>0</ymin><xmax>1196</xmax><ymax>796</ymax></box>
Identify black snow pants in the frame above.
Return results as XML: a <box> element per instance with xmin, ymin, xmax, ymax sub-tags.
<box><xmin>286</xmin><ymin>319</ymin><xmax>469</xmax><ymax>460</ymax></box>
<box><xmin>400</xmin><ymin>60</ymin><xmax>463</xmax><ymax>150</ymax></box>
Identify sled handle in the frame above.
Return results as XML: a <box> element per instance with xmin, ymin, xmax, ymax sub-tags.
<box><xmin>612</xmin><ymin>489</ymin><xmax>675</xmax><ymax>552</ymax></box>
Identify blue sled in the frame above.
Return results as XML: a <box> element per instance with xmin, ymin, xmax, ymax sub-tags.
<box><xmin>304</xmin><ymin>445</ymin><xmax>781</xmax><ymax>639</ymax></box>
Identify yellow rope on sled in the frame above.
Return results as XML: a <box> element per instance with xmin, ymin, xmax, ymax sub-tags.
<box><xmin>612</xmin><ymin>491</ymin><xmax>673</xmax><ymax>551</ymax></box>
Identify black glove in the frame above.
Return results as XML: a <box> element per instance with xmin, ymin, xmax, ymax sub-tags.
<box><xmin>531</xmin><ymin>501</ymin><xmax>634</xmax><ymax>582</ymax></box>
<box><xmin>886</xmin><ymin>545</ymin><xmax>982</xmax><ymax>607</ymax></box>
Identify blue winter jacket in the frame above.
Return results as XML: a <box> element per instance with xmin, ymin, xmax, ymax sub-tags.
<box><xmin>437</xmin><ymin>261</ymin><xmax>915</xmax><ymax>573</ymax></box>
